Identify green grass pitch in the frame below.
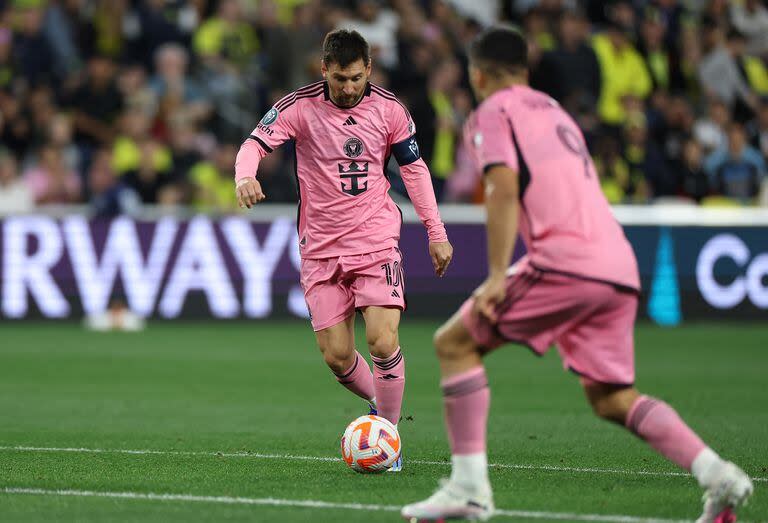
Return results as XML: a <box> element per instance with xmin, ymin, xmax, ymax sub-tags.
<box><xmin>0</xmin><ymin>321</ymin><xmax>766</xmax><ymax>522</ymax></box>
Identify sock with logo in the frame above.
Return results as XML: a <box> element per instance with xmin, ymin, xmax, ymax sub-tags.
<box><xmin>371</xmin><ymin>347</ymin><xmax>405</xmax><ymax>425</ymax></box>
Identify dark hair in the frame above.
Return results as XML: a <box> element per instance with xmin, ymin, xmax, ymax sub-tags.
<box><xmin>469</xmin><ymin>25</ymin><xmax>528</xmax><ymax>77</ymax></box>
<box><xmin>322</xmin><ymin>29</ymin><xmax>370</xmax><ymax>67</ymax></box>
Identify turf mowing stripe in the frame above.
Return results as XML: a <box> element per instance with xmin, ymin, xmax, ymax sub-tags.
<box><xmin>0</xmin><ymin>487</ymin><xmax>695</xmax><ymax>523</ymax></box>
<box><xmin>2</xmin><ymin>445</ymin><xmax>766</xmax><ymax>483</ymax></box>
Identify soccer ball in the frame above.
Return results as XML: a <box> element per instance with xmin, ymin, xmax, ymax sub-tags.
<box><xmin>341</xmin><ymin>415</ymin><xmax>401</xmax><ymax>473</ymax></box>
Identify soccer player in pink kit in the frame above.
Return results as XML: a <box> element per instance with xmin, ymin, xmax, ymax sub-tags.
<box><xmin>235</xmin><ymin>30</ymin><xmax>453</xmax><ymax>472</ymax></box>
<box><xmin>402</xmin><ymin>27</ymin><xmax>752</xmax><ymax>521</ymax></box>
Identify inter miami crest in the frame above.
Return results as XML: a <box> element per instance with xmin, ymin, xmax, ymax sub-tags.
<box><xmin>343</xmin><ymin>137</ymin><xmax>365</xmax><ymax>158</ymax></box>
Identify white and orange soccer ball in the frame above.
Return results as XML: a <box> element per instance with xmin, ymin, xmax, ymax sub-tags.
<box><xmin>341</xmin><ymin>415</ymin><xmax>401</xmax><ymax>473</ymax></box>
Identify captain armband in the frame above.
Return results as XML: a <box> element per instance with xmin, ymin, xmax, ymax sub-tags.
<box><xmin>391</xmin><ymin>135</ymin><xmax>421</xmax><ymax>166</ymax></box>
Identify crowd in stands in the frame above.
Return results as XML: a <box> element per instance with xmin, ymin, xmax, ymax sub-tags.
<box><xmin>0</xmin><ymin>0</ymin><xmax>767</xmax><ymax>216</ymax></box>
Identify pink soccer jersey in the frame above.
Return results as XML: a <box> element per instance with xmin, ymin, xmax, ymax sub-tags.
<box><xmin>235</xmin><ymin>81</ymin><xmax>447</xmax><ymax>259</ymax></box>
<box><xmin>465</xmin><ymin>85</ymin><xmax>640</xmax><ymax>291</ymax></box>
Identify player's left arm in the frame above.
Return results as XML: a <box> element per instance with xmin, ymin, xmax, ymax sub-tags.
<box><xmin>389</xmin><ymin>105</ymin><xmax>453</xmax><ymax>277</ymax></box>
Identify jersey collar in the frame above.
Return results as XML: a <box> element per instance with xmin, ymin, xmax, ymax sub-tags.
<box><xmin>323</xmin><ymin>81</ymin><xmax>372</xmax><ymax>109</ymax></box>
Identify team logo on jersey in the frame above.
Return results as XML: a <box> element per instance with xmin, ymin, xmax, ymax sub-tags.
<box><xmin>338</xmin><ymin>161</ymin><xmax>369</xmax><ymax>196</ymax></box>
<box><xmin>260</xmin><ymin>107</ymin><xmax>279</xmax><ymax>126</ymax></box>
<box><xmin>408</xmin><ymin>120</ymin><xmax>415</xmax><ymax>134</ymax></box>
<box><xmin>343</xmin><ymin>137</ymin><xmax>365</xmax><ymax>158</ymax></box>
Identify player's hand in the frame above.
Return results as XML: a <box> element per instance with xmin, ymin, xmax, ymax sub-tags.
<box><xmin>429</xmin><ymin>241</ymin><xmax>453</xmax><ymax>277</ymax></box>
<box><xmin>236</xmin><ymin>177</ymin><xmax>266</xmax><ymax>208</ymax></box>
<box><xmin>472</xmin><ymin>274</ymin><xmax>507</xmax><ymax>323</ymax></box>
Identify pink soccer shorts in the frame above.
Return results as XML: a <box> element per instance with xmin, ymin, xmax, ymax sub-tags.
<box><xmin>460</xmin><ymin>257</ymin><xmax>639</xmax><ymax>385</ymax></box>
<box><xmin>300</xmin><ymin>247</ymin><xmax>406</xmax><ymax>331</ymax></box>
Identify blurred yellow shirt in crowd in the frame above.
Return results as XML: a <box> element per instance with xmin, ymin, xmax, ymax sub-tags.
<box><xmin>592</xmin><ymin>34</ymin><xmax>652</xmax><ymax>125</ymax></box>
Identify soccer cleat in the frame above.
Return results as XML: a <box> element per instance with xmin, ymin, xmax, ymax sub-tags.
<box><xmin>401</xmin><ymin>479</ymin><xmax>494</xmax><ymax>521</ymax></box>
<box><xmin>696</xmin><ymin>462</ymin><xmax>753</xmax><ymax>523</ymax></box>
<box><xmin>388</xmin><ymin>453</ymin><xmax>402</xmax><ymax>472</ymax></box>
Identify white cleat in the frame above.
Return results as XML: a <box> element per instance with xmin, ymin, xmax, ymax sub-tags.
<box><xmin>696</xmin><ymin>462</ymin><xmax>754</xmax><ymax>523</ymax></box>
<box><xmin>401</xmin><ymin>479</ymin><xmax>494</xmax><ymax>522</ymax></box>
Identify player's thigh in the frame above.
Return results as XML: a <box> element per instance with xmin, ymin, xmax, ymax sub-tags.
<box><xmin>302</xmin><ymin>258</ymin><xmax>356</xmax><ymax>332</ymax></box>
<box><xmin>557</xmin><ymin>287</ymin><xmax>638</xmax><ymax>387</ymax></box>
<box><xmin>460</xmin><ymin>262</ymin><xmax>559</xmax><ymax>354</ymax></box>
<box><xmin>349</xmin><ymin>247</ymin><xmax>406</xmax><ymax>312</ymax></box>
<box><xmin>361</xmin><ymin>306</ymin><xmax>400</xmax><ymax>357</ymax></box>
<box><xmin>314</xmin><ymin>314</ymin><xmax>356</xmax><ymax>360</ymax></box>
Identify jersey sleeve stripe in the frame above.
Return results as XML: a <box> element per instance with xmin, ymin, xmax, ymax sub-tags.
<box><xmin>274</xmin><ymin>85</ymin><xmax>324</xmax><ymax>111</ymax></box>
<box><xmin>248</xmin><ymin>134</ymin><xmax>273</xmax><ymax>153</ymax></box>
<box><xmin>370</xmin><ymin>84</ymin><xmax>413</xmax><ymax>120</ymax></box>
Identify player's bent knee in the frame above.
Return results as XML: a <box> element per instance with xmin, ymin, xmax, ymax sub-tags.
<box><xmin>583</xmin><ymin>380</ymin><xmax>639</xmax><ymax>425</ymax></box>
<box><xmin>318</xmin><ymin>343</ymin><xmax>356</xmax><ymax>374</ymax></box>
<box><xmin>433</xmin><ymin>321</ymin><xmax>475</xmax><ymax>362</ymax></box>
<box><xmin>367</xmin><ymin>329</ymin><xmax>398</xmax><ymax>359</ymax></box>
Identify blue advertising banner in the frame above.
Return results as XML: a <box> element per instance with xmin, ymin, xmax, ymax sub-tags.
<box><xmin>0</xmin><ymin>216</ymin><xmax>765</xmax><ymax>321</ymax></box>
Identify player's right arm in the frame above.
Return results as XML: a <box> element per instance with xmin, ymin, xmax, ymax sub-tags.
<box><xmin>235</xmin><ymin>99</ymin><xmax>300</xmax><ymax>208</ymax></box>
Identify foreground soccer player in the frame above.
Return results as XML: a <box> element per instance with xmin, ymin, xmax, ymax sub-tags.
<box><xmin>235</xmin><ymin>30</ymin><xmax>453</xmax><ymax>472</ymax></box>
<box><xmin>402</xmin><ymin>27</ymin><xmax>752</xmax><ymax>521</ymax></box>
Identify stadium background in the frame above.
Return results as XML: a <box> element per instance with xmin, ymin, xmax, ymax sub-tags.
<box><xmin>0</xmin><ymin>1</ymin><xmax>766</xmax><ymax>522</ymax></box>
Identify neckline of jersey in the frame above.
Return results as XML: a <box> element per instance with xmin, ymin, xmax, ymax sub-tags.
<box><xmin>323</xmin><ymin>82</ymin><xmax>372</xmax><ymax>110</ymax></box>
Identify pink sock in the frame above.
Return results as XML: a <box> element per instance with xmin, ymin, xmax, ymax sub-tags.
<box><xmin>442</xmin><ymin>366</ymin><xmax>490</xmax><ymax>455</ymax></box>
<box><xmin>371</xmin><ymin>347</ymin><xmax>405</xmax><ymax>425</ymax></box>
<box><xmin>625</xmin><ymin>395</ymin><xmax>706</xmax><ymax>471</ymax></box>
<box><xmin>333</xmin><ymin>351</ymin><xmax>374</xmax><ymax>403</ymax></box>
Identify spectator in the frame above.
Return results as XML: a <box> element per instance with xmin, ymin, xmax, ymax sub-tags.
<box><xmin>124</xmin><ymin>0</ymin><xmax>198</xmax><ymax>68</ymax></box>
<box><xmin>594</xmin><ymin>134</ymin><xmax>632</xmax><ymax>204</ymax></box>
<box><xmin>749</xmin><ymin>98</ymin><xmax>768</xmax><ymax>159</ymax></box>
<box><xmin>23</xmin><ymin>145</ymin><xmax>81</xmax><ymax>204</ymax></box>
<box><xmin>0</xmin><ymin>91</ymin><xmax>32</xmax><ymax>159</ymax></box>
<box><xmin>0</xmin><ymin>25</ymin><xmax>18</xmax><ymax>91</ymax></box>
<box><xmin>0</xmin><ymin>150</ymin><xmax>34</xmax><ymax>214</ymax></box>
<box><xmin>638</xmin><ymin>8</ymin><xmax>673</xmax><ymax>92</ymax></box>
<box><xmin>68</xmin><ymin>55</ymin><xmax>124</xmax><ymax>147</ymax></box>
<box><xmin>704</xmin><ymin>123</ymin><xmax>765</xmax><ymax>201</ymax></box>
<box><xmin>112</xmin><ymin>110</ymin><xmax>172</xmax><ymax>182</ymax></box>
<box><xmin>337</xmin><ymin>0</ymin><xmax>399</xmax><ymax>70</ymax></box>
<box><xmin>13</xmin><ymin>3</ymin><xmax>56</xmax><ymax>86</ymax></box>
<box><xmin>88</xmin><ymin>148</ymin><xmax>141</xmax><ymax>217</ymax></box>
<box><xmin>730</xmin><ymin>0</ymin><xmax>768</xmax><ymax>56</ymax></box>
<box><xmin>190</xmin><ymin>143</ymin><xmax>241</xmax><ymax>212</ymax></box>
<box><xmin>531</xmin><ymin>8</ymin><xmax>600</xmax><ymax>132</ymax></box>
<box><xmin>426</xmin><ymin>59</ymin><xmax>462</xmax><ymax>200</ymax></box>
<box><xmin>680</xmin><ymin>139</ymin><xmax>710</xmax><ymax>202</ymax></box>
<box><xmin>699</xmin><ymin>28</ymin><xmax>757</xmax><ymax>122</ymax></box>
<box><xmin>694</xmin><ymin>98</ymin><xmax>730</xmax><ymax>154</ymax></box>
<box><xmin>621</xmin><ymin>112</ymin><xmax>653</xmax><ymax>202</ymax></box>
<box><xmin>592</xmin><ymin>11</ymin><xmax>652</xmax><ymax>128</ymax></box>
<box><xmin>150</xmin><ymin>43</ymin><xmax>212</xmax><ymax>129</ymax></box>
<box><xmin>193</xmin><ymin>0</ymin><xmax>259</xmax><ymax>69</ymax></box>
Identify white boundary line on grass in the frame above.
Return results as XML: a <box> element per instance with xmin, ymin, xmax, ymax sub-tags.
<box><xmin>1</xmin><ymin>487</ymin><xmax>695</xmax><ymax>523</ymax></box>
<box><xmin>2</xmin><ymin>445</ymin><xmax>766</xmax><ymax>483</ymax></box>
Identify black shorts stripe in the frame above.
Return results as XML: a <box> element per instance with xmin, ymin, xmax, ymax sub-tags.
<box><xmin>248</xmin><ymin>135</ymin><xmax>273</xmax><ymax>153</ymax></box>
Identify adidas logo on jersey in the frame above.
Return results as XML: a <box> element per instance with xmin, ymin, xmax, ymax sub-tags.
<box><xmin>342</xmin><ymin>116</ymin><xmax>358</xmax><ymax>126</ymax></box>
<box><xmin>391</xmin><ymin>289</ymin><xmax>400</xmax><ymax>298</ymax></box>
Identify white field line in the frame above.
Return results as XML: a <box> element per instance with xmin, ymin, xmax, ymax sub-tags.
<box><xmin>2</xmin><ymin>445</ymin><xmax>766</xmax><ymax>484</ymax></box>
<box><xmin>1</xmin><ymin>487</ymin><xmax>697</xmax><ymax>523</ymax></box>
